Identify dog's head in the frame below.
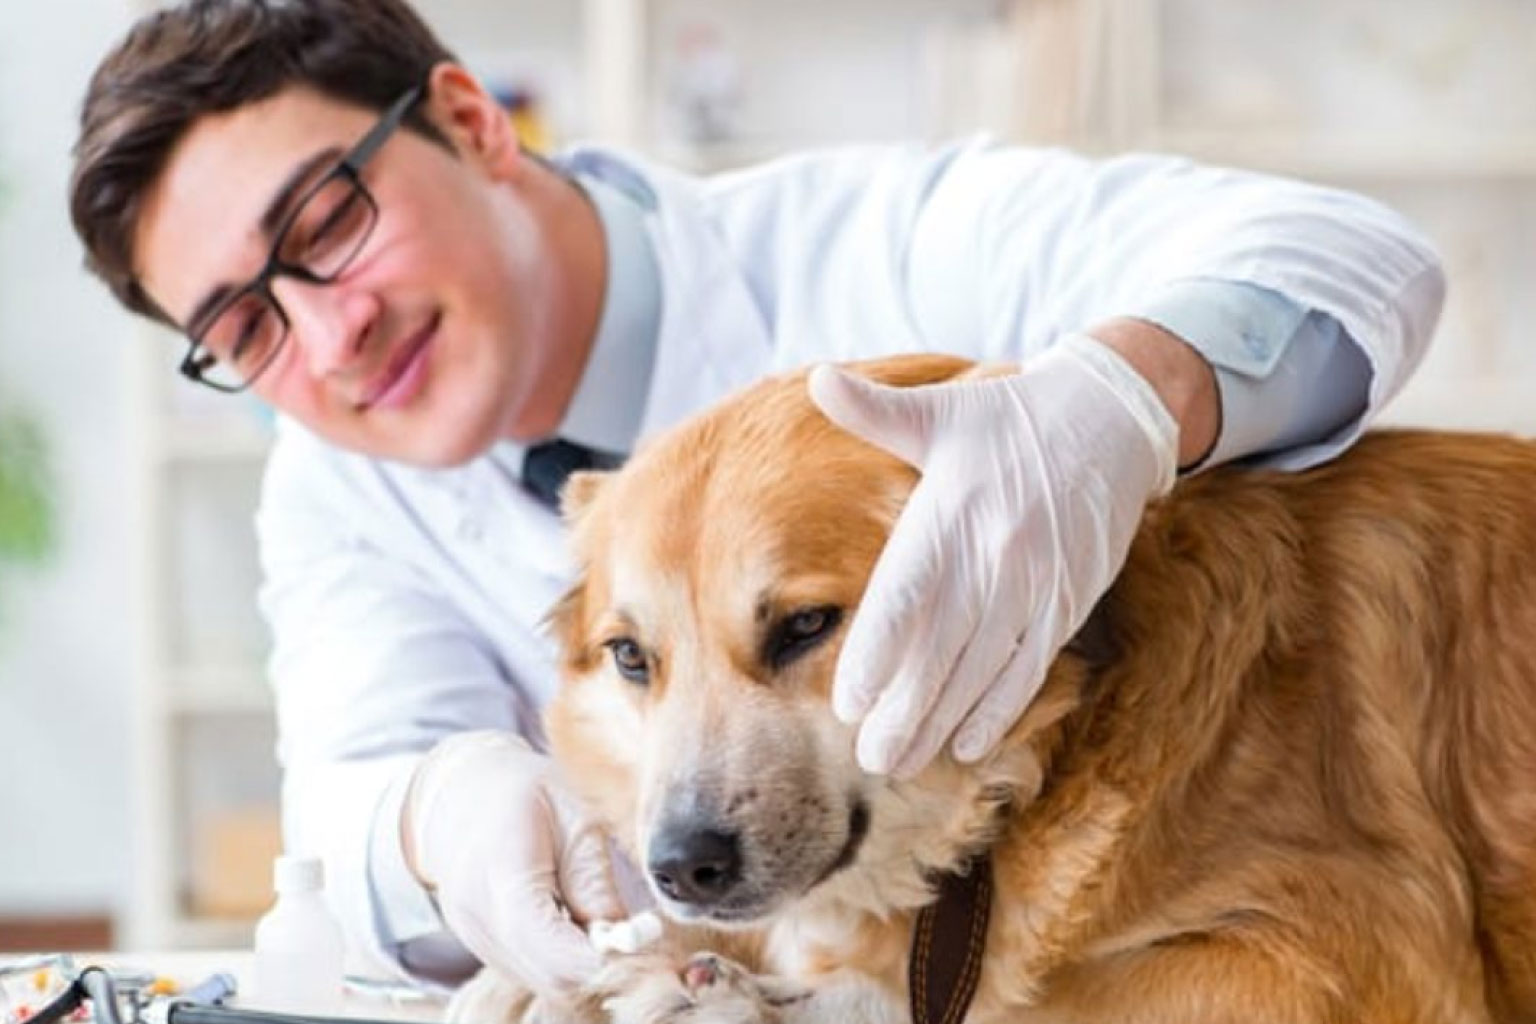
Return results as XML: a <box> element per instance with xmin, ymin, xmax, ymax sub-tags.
<box><xmin>547</xmin><ymin>355</ymin><xmax>1084</xmax><ymax>926</ymax></box>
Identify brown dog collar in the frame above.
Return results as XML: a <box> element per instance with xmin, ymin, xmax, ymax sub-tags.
<box><xmin>909</xmin><ymin>854</ymin><xmax>993</xmax><ymax>1024</ymax></box>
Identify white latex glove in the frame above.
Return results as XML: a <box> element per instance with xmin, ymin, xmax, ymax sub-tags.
<box><xmin>808</xmin><ymin>335</ymin><xmax>1179</xmax><ymax>778</ymax></box>
<box><xmin>405</xmin><ymin>730</ymin><xmax>625</xmax><ymax>995</ymax></box>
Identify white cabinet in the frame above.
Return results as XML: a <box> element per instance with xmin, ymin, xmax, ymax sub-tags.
<box><xmin>124</xmin><ymin>0</ymin><xmax>1535</xmax><ymax>951</ymax></box>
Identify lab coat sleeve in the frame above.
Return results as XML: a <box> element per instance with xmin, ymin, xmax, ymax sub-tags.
<box><xmin>255</xmin><ymin>428</ymin><xmax>520</xmax><ymax>983</ymax></box>
<box><xmin>1124</xmin><ymin>278</ymin><xmax>1371</xmax><ymax>469</ymax></box>
<box><xmin>902</xmin><ymin>143</ymin><xmax>1446</xmax><ymax>470</ymax></box>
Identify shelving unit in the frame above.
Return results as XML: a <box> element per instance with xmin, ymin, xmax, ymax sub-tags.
<box><xmin>1164</xmin><ymin>1</ymin><xmax>1536</xmax><ymax>436</ymax></box>
<box><xmin>923</xmin><ymin>0</ymin><xmax>1536</xmax><ymax>436</ymax></box>
<box><xmin>125</xmin><ymin>314</ymin><xmax>277</xmax><ymax>951</ymax></box>
<box><xmin>123</xmin><ymin>0</ymin><xmax>1536</xmax><ymax>952</ymax></box>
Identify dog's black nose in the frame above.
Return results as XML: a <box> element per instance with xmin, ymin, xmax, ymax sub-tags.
<box><xmin>648</xmin><ymin>826</ymin><xmax>742</xmax><ymax>906</ymax></box>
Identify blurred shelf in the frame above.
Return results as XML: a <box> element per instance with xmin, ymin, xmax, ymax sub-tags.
<box><xmin>167</xmin><ymin>668</ymin><xmax>273</xmax><ymax>717</ymax></box>
<box><xmin>648</xmin><ymin>139</ymin><xmax>796</xmax><ymax>174</ymax></box>
<box><xmin>1154</xmin><ymin>133</ymin><xmax>1536</xmax><ymax>182</ymax></box>
<box><xmin>163</xmin><ymin>911</ymin><xmax>258</xmax><ymax>951</ymax></box>
<box><xmin>1379</xmin><ymin>379</ymin><xmax>1536</xmax><ymax>435</ymax></box>
<box><xmin>155</xmin><ymin>421</ymin><xmax>274</xmax><ymax>466</ymax></box>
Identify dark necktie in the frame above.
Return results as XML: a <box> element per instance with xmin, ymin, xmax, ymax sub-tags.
<box><xmin>521</xmin><ymin>438</ymin><xmax>625</xmax><ymax>510</ymax></box>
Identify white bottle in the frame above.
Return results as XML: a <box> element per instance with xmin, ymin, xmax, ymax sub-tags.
<box><xmin>252</xmin><ymin>854</ymin><xmax>346</xmax><ymax>1014</ymax></box>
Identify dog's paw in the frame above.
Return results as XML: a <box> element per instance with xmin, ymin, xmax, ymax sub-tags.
<box><xmin>596</xmin><ymin>952</ymin><xmax>807</xmax><ymax>1024</ymax></box>
<box><xmin>445</xmin><ymin>967</ymin><xmax>608</xmax><ymax>1024</ymax></box>
<box><xmin>444</xmin><ymin>967</ymin><xmax>533</xmax><ymax>1024</ymax></box>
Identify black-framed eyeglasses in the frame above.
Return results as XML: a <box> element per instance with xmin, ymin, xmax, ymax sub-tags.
<box><xmin>178</xmin><ymin>84</ymin><xmax>425</xmax><ymax>393</ymax></box>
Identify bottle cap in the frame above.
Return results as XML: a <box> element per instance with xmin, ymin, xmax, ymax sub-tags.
<box><xmin>273</xmin><ymin>854</ymin><xmax>325</xmax><ymax>894</ymax></box>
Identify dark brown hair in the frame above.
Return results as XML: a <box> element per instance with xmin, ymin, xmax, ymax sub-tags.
<box><xmin>69</xmin><ymin>0</ymin><xmax>457</xmax><ymax>324</ymax></box>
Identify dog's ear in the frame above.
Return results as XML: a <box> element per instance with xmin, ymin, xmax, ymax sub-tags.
<box><xmin>849</xmin><ymin>352</ymin><xmax>976</xmax><ymax>389</ymax></box>
<box><xmin>559</xmin><ymin>469</ymin><xmax>612</xmax><ymax>525</ymax></box>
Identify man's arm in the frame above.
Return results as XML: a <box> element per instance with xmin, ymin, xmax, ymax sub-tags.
<box><xmin>258</xmin><ymin>435</ymin><xmax>509</xmax><ymax>983</ymax></box>
<box><xmin>895</xmin><ymin>143</ymin><xmax>1447</xmax><ymax>449</ymax></box>
<box><xmin>812</xmin><ymin>142</ymin><xmax>1447</xmax><ymax>775</ymax></box>
<box><xmin>257</xmin><ymin>426</ymin><xmax>620</xmax><ymax>991</ymax></box>
<box><xmin>1088</xmin><ymin>317</ymin><xmax>1219</xmax><ymax>469</ymax></box>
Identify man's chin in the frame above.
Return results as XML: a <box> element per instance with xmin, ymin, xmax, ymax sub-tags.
<box><xmin>361</xmin><ymin>415</ymin><xmax>502</xmax><ymax>469</ymax></box>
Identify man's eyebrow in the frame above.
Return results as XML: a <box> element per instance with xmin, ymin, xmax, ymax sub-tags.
<box><xmin>258</xmin><ymin>145</ymin><xmax>346</xmax><ymax>238</ymax></box>
<box><xmin>182</xmin><ymin>146</ymin><xmax>345</xmax><ymax>335</ymax></box>
<box><xmin>184</xmin><ymin>282</ymin><xmax>236</xmax><ymax>337</ymax></box>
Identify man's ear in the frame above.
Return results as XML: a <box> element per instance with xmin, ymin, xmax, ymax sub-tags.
<box><xmin>560</xmin><ymin>469</ymin><xmax>612</xmax><ymax>525</ymax></box>
<box><xmin>423</xmin><ymin>61</ymin><xmax>523</xmax><ymax>179</ymax></box>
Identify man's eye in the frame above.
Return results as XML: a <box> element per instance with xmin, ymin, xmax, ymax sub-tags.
<box><xmin>604</xmin><ymin>638</ymin><xmax>651</xmax><ymax>684</ymax></box>
<box><xmin>298</xmin><ymin>190</ymin><xmax>366</xmax><ymax>258</ymax></box>
<box><xmin>230</xmin><ymin>307</ymin><xmax>276</xmax><ymax>363</ymax></box>
<box><xmin>205</xmin><ymin>293</ymin><xmax>278</xmax><ymax>368</ymax></box>
<box><xmin>280</xmin><ymin>177</ymin><xmax>370</xmax><ymax>269</ymax></box>
<box><xmin>766</xmin><ymin>605</ymin><xmax>843</xmax><ymax>670</ymax></box>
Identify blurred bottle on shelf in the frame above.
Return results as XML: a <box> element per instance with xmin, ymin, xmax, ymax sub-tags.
<box><xmin>668</xmin><ymin>21</ymin><xmax>743</xmax><ymax>150</ymax></box>
<box><xmin>493</xmin><ymin>84</ymin><xmax>554</xmax><ymax>154</ymax></box>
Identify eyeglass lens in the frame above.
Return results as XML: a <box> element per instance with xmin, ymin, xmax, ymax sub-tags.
<box><xmin>195</xmin><ymin>174</ymin><xmax>377</xmax><ymax>390</ymax></box>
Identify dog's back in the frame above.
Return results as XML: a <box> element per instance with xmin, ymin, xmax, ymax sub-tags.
<box><xmin>1336</xmin><ymin>436</ymin><xmax>1536</xmax><ymax>1019</ymax></box>
<box><xmin>1021</xmin><ymin>430</ymin><xmax>1536</xmax><ymax>1021</ymax></box>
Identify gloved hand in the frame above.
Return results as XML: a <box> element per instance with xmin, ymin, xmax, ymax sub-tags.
<box><xmin>404</xmin><ymin>730</ymin><xmax>625</xmax><ymax>995</ymax></box>
<box><xmin>808</xmin><ymin>334</ymin><xmax>1180</xmax><ymax>778</ymax></box>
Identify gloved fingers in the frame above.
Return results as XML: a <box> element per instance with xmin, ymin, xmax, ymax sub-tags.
<box><xmin>882</xmin><ymin>666</ymin><xmax>979</xmax><ymax>782</ymax></box>
<box><xmin>887</xmin><ymin>603</ymin><xmax>1029</xmax><ymax>779</ymax></box>
<box><xmin>546</xmin><ymin>778</ymin><xmax>627</xmax><ymax>925</ymax></box>
<box><xmin>602</xmin><ymin>836</ymin><xmax>658</xmax><ymax>915</ymax></box>
<box><xmin>807</xmin><ymin>363</ymin><xmax>934</xmax><ymax>468</ymax></box>
<box><xmin>499</xmin><ymin>875</ymin><xmax>607</xmax><ymax>995</ymax></box>
<box><xmin>951</xmin><ymin>613</ymin><xmax>1062</xmax><ymax>761</ymax></box>
<box><xmin>854</xmin><ymin>566</ymin><xmax>977</xmax><ymax>774</ymax></box>
<box><xmin>436</xmin><ymin>868</ymin><xmax>599</xmax><ymax>997</ymax></box>
<box><xmin>556</xmin><ymin>819</ymin><xmax>627</xmax><ymax>927</ymax></box>
<box><xmin>833</xmin><ymin>487</ymin><xmax>952</xmax><ymax>724</ymax></box>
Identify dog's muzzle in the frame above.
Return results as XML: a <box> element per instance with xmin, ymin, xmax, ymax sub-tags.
<box><xmin>647</xmin><ymin>824</ymin><xmax>744</xmax><ymax>908</ymax></box>
<box><xmin>647</xmin><ymin>799</ymin><xmax>870</xmax><ymax>918</ymax></box>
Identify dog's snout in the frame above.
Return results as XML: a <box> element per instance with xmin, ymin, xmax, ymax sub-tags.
<box><xmin>648</xmin><ymin>826</ymin><xmax>743</xmax><ymax>906</ymax></box>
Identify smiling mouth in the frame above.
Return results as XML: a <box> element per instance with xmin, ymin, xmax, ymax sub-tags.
<box><xmin>357</xmin><ymin>312</ymin><xmax>439</xmax><ymax>409</ymax></box>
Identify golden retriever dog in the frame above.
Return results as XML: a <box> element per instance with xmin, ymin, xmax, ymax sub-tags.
<box><xmin>454</xmin><ymin>355</ymin><xmax>1536</xmax><ymax>1024</ymax></box>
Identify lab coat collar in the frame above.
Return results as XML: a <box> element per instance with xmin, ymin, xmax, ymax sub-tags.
<box><xmin>558</xmin><ymin>147</ymin><xmax>774</xmax><ymax>443</ymax></box>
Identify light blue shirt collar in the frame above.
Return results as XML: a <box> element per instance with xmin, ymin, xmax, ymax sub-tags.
<box><xmin>554</xmin><ymin>173</ymin><xmax>662</xmax><ymax>455</ymax></box>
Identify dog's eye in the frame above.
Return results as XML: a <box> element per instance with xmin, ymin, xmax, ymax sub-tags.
<box><xmin>604</xmin><ymin>638</ymin><xmax>651</xmax><ymax>684</ymax></box>
<box><xmin>766</xmin><ymin>605</ymin><xmax>843</xmax><ymax>670</ymax></box>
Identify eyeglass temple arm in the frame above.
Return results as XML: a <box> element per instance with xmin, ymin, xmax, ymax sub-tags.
<box><xmin>347</xmin><ymin>85</ymin><xmax>425</xmax><ymax>170</ymax></box>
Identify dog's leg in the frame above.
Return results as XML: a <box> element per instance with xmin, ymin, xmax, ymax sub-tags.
<box><xmin>444</xmin><ymin>967</ymin><xmax>535</xmax><ymax>1024</ymax></box>
<box><xmin>446</xmin><ymin>965</ymin><xmax>621</xmax><ymax>1024</ymax></box>
<box><xmin>592</xmin><ymin>952</ymin><xmax>903</xmax><ymax>1024</ymax></box>
<box><xmin>442</xmin><ymin>949</ymin><xmax>903</xmax><ymax>1024</ymax></box>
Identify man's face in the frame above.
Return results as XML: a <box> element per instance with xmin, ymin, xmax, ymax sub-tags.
<box><xmin>134</xmin><ymin>78</ymin><xmax>593</xmax><ymax>466</ymax></box>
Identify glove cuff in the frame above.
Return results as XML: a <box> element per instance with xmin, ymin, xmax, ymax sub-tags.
<box><xmin>1054</xmin><ymin>333</ymin><xmax>1180</xmax><ymax>497</ymax></box>
<box><xmin>405</xmin><ymin>730</ymin><xmax>536</xmax><ymax>885</ymax></box>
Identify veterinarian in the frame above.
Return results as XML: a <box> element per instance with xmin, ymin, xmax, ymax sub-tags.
<box><xmin>71</xmin><ymin>0</ymin><xmax>1444</xmax><ymax>1000</ymax></box>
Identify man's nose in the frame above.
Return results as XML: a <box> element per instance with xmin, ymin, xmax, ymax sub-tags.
<box><xmin>271</xmin><ymin>275</ymin><xmax>377</xmax><ymax>377</ymax></box>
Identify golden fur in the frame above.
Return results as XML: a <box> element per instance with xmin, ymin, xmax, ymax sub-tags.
<box><xmin>518</xmin><ymin>355</ymin><xmax>1536</xmax><ymax>1023</ymax></box>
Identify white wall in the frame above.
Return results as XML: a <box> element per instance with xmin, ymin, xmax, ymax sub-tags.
<box><xmin>0</xmin><ymin>2</ymin><xmax>136</xmax><ymax>914</ymax></box>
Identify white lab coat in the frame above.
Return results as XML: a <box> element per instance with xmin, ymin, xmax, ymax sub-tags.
<box><xmin>255</xmin><ymin>139</ymin><xmax>1444</xmax><ymax>977</ymax></box>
